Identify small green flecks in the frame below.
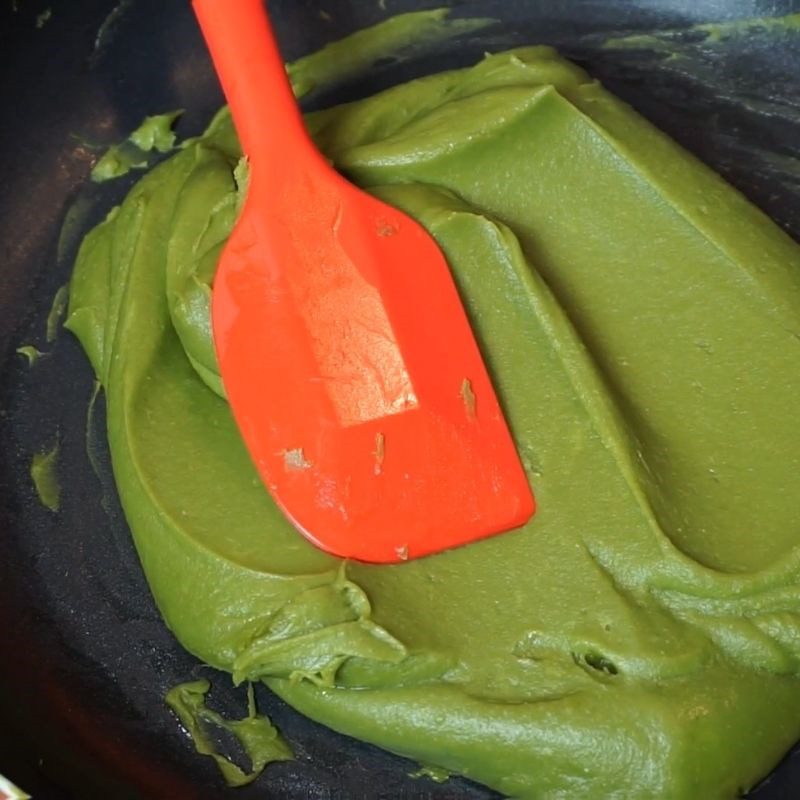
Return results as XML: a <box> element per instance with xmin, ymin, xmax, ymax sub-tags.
<box><xmin>90</xmin><ymin>141</ymin><xmax>148</xmax><ymax>183</ymax></box>
<box><xmin>460</xmin><ymin>378</ymin><xmax>476</xmax><ymax>419</ymax></box>
<box><xmin>46</xmin><ymin>284</ymin><xmax>69</xmax><ymax>342</ymax></box>
<box><xmin>692</xmin><ymin>12</ymin><xmax>800</xmax><ymax>40</ymax></box>
<box><xmin>128</xmin><ymin>110</ymin><xmax>183</xmax><ymax>153</ymax></box>
<box><xmin>374</xmin><ymin>432</ymin><xmax>385</xmax><ymax>475</ymax></box>
<box><xmin>601</xmin><ymin>32</ymin><xmax>674</xmax><ymax>53</ymax></box>
<box><xmin>287</xmin><ymin>9</ymin><xmax>494</xmax><ymax>98</ymax></box>
<box><xmin>233</xmin><ymin>157</ymin><xmax>250</xmax><ymax>214</ymax></box>
<box><xmin>16</xmin><ymin>345</ymin><xmax>46</xmax><ymax>366</ymax></box>
<box><xmin>165</xmin><ymin>679</ymin><xmax>292</xmax><ymax>787</ymax></box>
<box><xmin>93</xmin><ymin>0</ymin><xmax>133</xmax><ymax>57</ymax></box>
<box><xmin>35</xmin><ymin>7</ymin><xmax>51</xmax><ymax>27</ymax></box>
<box><xmin>91</xmin><ymin>111</ymin><xmax>183</xmax><ymax>183</ymax></box>
<box><xmin>283</xmin><ymin>448</ymin><xmax>313</xmax><ymax>472</ymax></box>
<box><xmin>410</xmin><ymin>764</ymin><xmax>452</xmax><ymax>783</ymax></box>
<box><xmin>67</xmin><ymin>132</ymin><xmax>104</xmax><ymax>151</ymax></box>
<box><xmin>603</xmin><ymin>13</ymin><xmax>800</xmax><ymax>52</ymax></box>
<box><xmin>31</xmin><ymin>440</ymin><xmax>61</xmax><ymax>512</ymax></box>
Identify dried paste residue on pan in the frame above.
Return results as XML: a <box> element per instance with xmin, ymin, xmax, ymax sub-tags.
<box><xmin>16</xmin><ymin>345</ymin><xmax>45</xmax><ymax>366</ymax></box>
<box><xmin>91</xmin><ymin>110</ymin><xmax>183</xmax><ymax>183</ymax></box>
<box><xmin>31</xmin><ymin>439</ymin><xmax>60</xmax><ymax>512</ymax></box>
<box><xmin>165</xmin><ymin>680</ymin><xmax>292</xmax><ymax>786</ymax></box>
<box><xmin>65</xmin><ymin>9</ymin><xmax>800</xmax><ymax>799</ymax></box>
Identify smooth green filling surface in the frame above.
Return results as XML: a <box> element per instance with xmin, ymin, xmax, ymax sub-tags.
<box><xmin>67</xmin><ymin>26</ymin><xmax>800</xmax><ymax>800</ymax></box>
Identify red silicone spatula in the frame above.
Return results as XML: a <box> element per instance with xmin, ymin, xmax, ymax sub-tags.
<box><xmin>192</xmin><ymin>0</ymin><xmax>534</xmax><ymax>563</ymax></box>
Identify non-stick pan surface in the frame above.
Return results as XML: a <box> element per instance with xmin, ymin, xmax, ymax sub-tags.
<box><xmin>2</xmin><ymin>1</ymin><xmax>800</xmax><ymax>797</ymax></box>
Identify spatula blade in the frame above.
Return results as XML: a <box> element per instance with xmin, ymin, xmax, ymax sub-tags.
<box><xmin>214</xmin><ymin>167</ymin><xmax>535</xmax><ymax>563</ymax></box>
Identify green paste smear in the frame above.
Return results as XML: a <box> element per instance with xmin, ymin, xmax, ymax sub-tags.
<box><xmin>31</xmin><ymin>440</ymin><xmax>60</xmax><ymax>512</ymax></box>
<box><xmin>91</xmin><ymin>110</ymin><xmax>183</xmax><ymax>183</ymax></box>
<box><xmin>66</xmin><ymin>9</ymin><xmax>800</xmax><ymax>799</ymax></box>
<box><xmin>165</xmin><ymin>680</ymin><xmax>291</xmax><ymax>787</ymax></box>
<box><xmin>16</xmin><ymin>345</ymin><xmax>45</xmax><ymax>367</ymax></box>
<box><xmin>45</xmin><ymin>284</ymin><xmax>68</xmax><ymax>343</ymax></box>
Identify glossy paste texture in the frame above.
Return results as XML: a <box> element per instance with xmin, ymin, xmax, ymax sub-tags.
<box><xmin>67</xmin><ymin>40</ymin><xmax>800</xmax><ymax>799</ymax></box>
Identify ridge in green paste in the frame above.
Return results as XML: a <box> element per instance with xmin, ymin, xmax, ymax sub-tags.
<box><xmin>45</xmin><ymin>284</ymin><xmax>68</xmax><ymax>343</ymax></box>
<box><xmin>66</xmin><ymin>14</ymin><xmax>800</xmax><ymax>799</ymax></box>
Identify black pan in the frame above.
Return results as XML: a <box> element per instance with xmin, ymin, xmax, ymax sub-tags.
<box><xmin>2</xmin><ymin>1</ymin><xmax>800</xmax><ymax>797</ymax></box>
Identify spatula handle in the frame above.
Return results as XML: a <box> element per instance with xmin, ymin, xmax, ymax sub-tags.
<box><xmin>192</xmin><ymin>0</ymin><xmax>316</xmax><ymax>181</ymax></box>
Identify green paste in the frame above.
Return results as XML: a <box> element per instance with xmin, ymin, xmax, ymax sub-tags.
<box><xmin>603</xmin><ymin>13</ymin><xmax>800</xmax><ymax>51</ymax></box>
<box><xmin>91</xmin><ymin>110</ymin><xmax>183</xmax><ymax>183</ymax></box>
<box><xmin>34</xmin><ymin>8</ymin><xmax>51</xmax><ymax>29</ymax></box>
<box><xmin>45</xmin><ymin>284</ymin><xmax>68</xmax><ymax>343</ymax></box>
<box><xmin>285</xmin><ymin>8</ymin><xmax>492</xmax><ymax>97</ymax></box>
<box><xmin>66</xmin><ymin>21</ymin><xmax>800</xmax><ymax>800</ymax></box>
<box><xmin>16</xmin><ymin>345</ymin><xmax>45</xmax><ymax>366</ymax></box>
<box><xmin>31</xmin><ymin>440</ymin><xmax>60</xmax><ymax>512</ymax></box>
<box><xmin>165</xmin><ymin>680</ymin><xmax>292</xmax><ymax>786</ymax></box>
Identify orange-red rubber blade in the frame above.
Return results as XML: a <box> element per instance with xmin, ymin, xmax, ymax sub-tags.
<box><xmin>195</xmin><ymin>0</ymin><xmax>536</xmax><ymax>563</ymax></box>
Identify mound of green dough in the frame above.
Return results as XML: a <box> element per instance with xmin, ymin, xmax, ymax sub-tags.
<box><xmin>67</xmin><ymin>33</ymin><xmax>800</xmax><ymax>800</ymax></box>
